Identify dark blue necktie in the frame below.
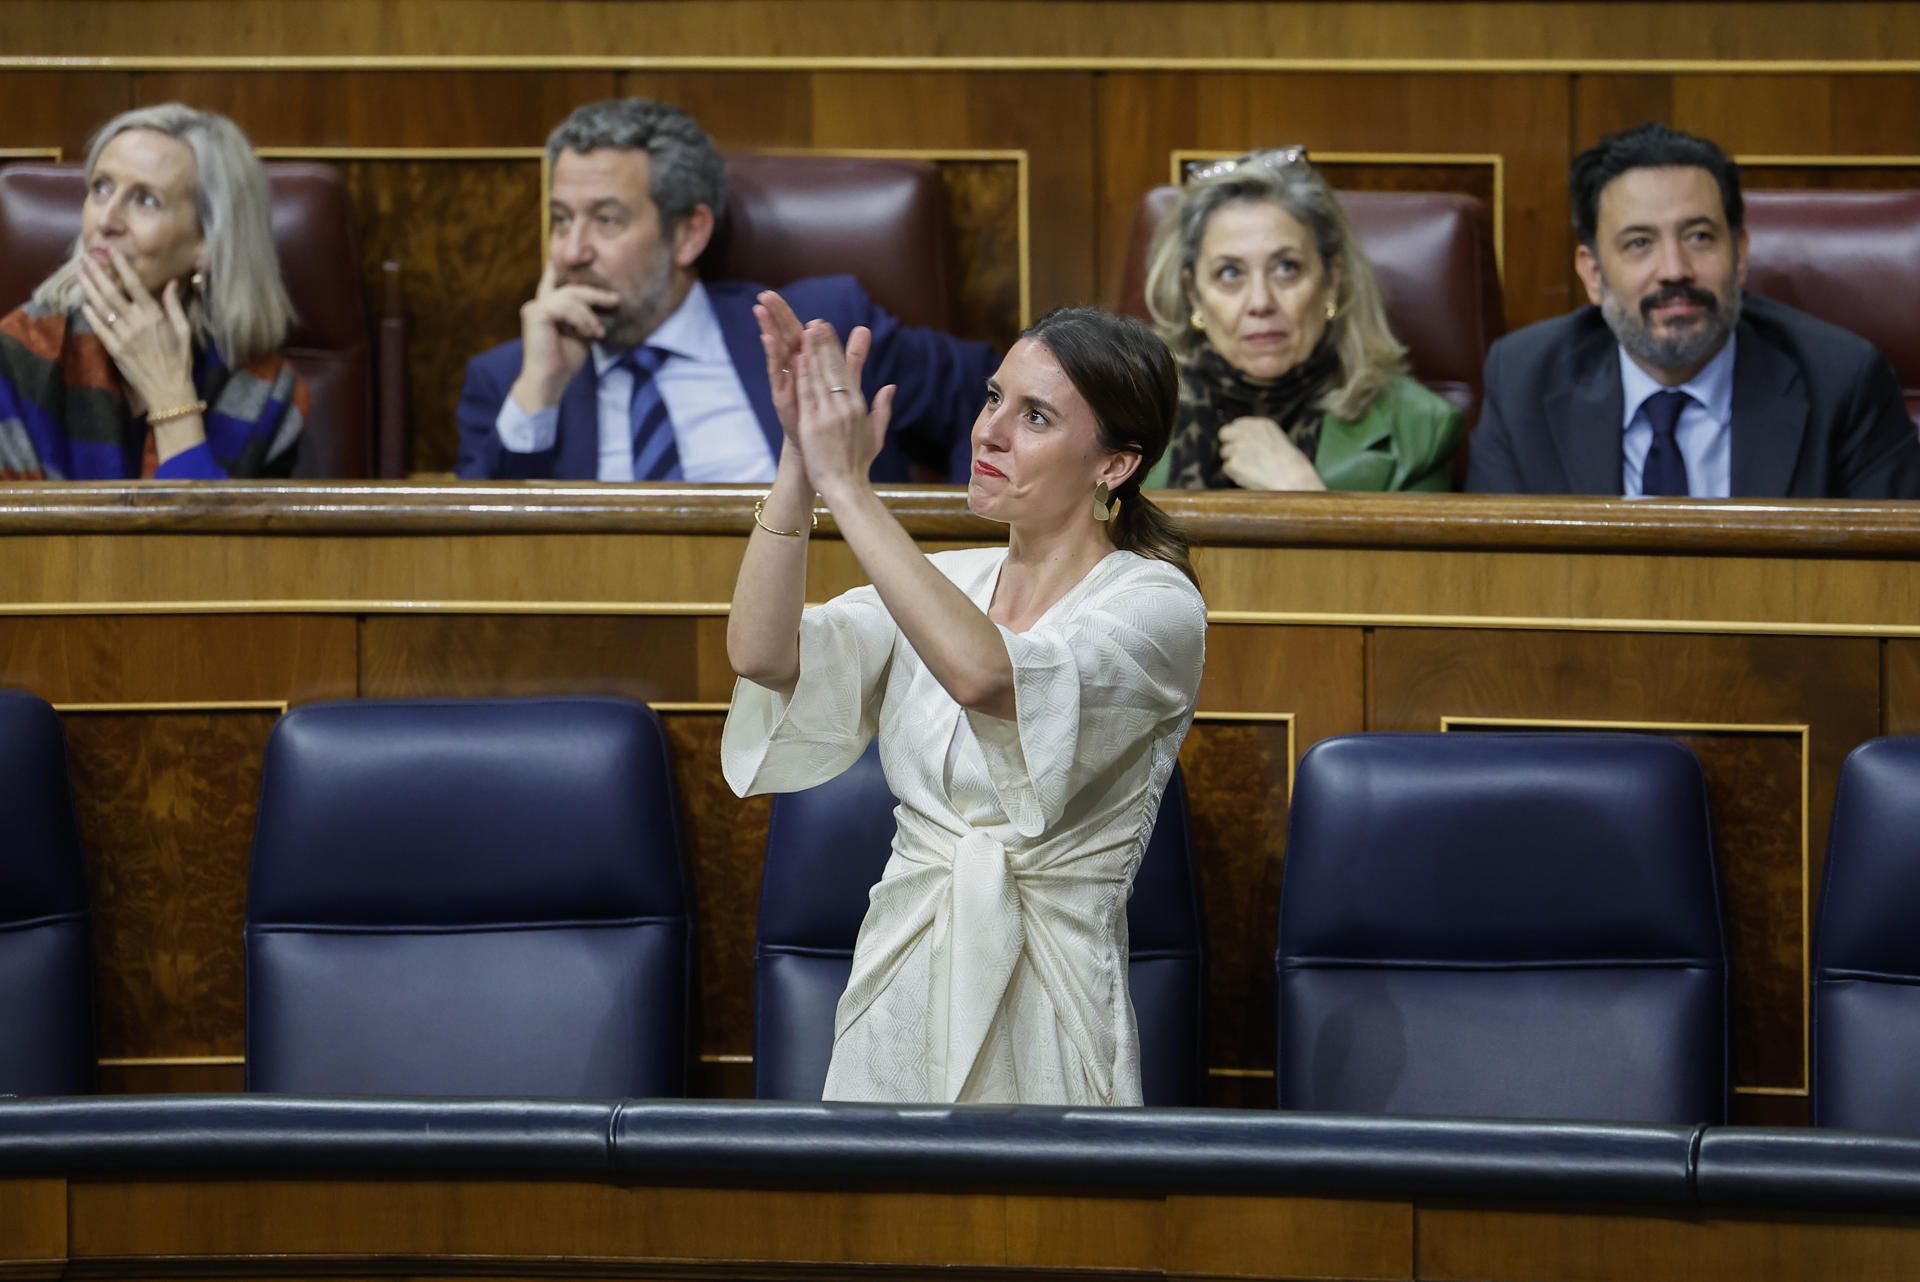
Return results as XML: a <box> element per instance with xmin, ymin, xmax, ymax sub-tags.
<box><xmin>1641</xmin><ymin>389</ymin><xmax>1692</xmax><ymax>497</ymax></box>
<box><xmin>626</xmin><ymin>346</ymin><xmax>680</xmax><ymax>482</ymax></box>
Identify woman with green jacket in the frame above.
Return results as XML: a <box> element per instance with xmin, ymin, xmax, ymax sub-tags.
<box><xmin>1141</xmin><ymin>146</ymin><xmax>1461</xmax><ymax>493</ymax></box>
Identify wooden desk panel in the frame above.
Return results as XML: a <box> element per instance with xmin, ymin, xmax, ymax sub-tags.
<box><xmin>2</xmin><ymin>485</ymin><xmax>1913</xmax><ymax>1113</ymax></box>
<box><xmin>25</xmin><ymin>1171</ymin><xmax>1920</xmax><ymax>1282</ymax></box>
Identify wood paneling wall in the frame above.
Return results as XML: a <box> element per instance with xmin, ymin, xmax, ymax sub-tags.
<box><xmin>5</xmin><ymin>486</ymin><xmax>1918</xmax><ymax>1119</ymax></box>
<box><xmin>5</xmin><ymin>2</ymin><xmax>1920</xmax><ymax>470</ymax></box>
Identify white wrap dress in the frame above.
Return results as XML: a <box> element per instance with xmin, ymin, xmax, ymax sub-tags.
<box><xmin>722</xmin><ymin>546</ymin><xmax>1206</xmax><ymax>1105</ymax></box>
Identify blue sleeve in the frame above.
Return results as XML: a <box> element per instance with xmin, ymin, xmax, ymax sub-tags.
<box><xmin>805</xmin><ymin>278</ymin><xmax>999</xmax><ymax>483</ymax></box>
<box><xmin>1465</xmin><ymin>338</ymin><xmax>1524</xmax><ymax>494</ymax></box>
<box><xmin>153</xmin><ymin>441</ymin><xmax>229</xmax><ymax>480</ymax></box>
<box><xmin>456</xmin><ymin>350</ymin><xmax>511</xmax><ymax>479</ymax></box>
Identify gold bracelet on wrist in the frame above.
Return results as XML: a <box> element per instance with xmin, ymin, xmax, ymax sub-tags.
<box><xmin>147</xmin><ymin>398</ymin><xmax>208</xmax><ymax>426</ymax></box>
<box><xmin>753</xmin><ymin>495</ymin><xmax>817</xmax><ymax>538</ymax></box>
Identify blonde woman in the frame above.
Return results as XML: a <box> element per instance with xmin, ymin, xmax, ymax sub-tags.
<box><xmin>1141</xmin><ymin>147</ymin><xmax>1459</xmax><ymax>491</ymax></box>
<box><xmin>0</xmin><ymin>103</ymin><xmax>305</xmax><ymax>480</ymax></box>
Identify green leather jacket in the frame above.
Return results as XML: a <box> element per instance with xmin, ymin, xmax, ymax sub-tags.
<box><xmin>1141</xmin><ymin>375</ymin><xmax>1463</xmax><ymax>492</ymax></box>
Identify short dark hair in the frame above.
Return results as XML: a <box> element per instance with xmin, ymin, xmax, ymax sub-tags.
<box><xmin>1022</xmin><ymin>307</ymin><xmax>1195</xmax><ymax>585</ymax></box>
<box><xmin>547</xmin><ymin>98</ymin><xmax>728</xmax><ymax>229</ymax></box>
<box><xmin>1570</xmin><ymin>122</ymin><xmax>1743</xmax><ymax>248</ymax></box>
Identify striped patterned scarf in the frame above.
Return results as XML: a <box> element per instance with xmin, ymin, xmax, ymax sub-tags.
<box><xmin>0</xmin><ymin>301</ymin><xmax>307</xmax><ymax>480</ymax></box>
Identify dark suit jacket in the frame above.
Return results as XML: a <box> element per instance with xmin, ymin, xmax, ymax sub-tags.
<box><xmin>455</xmin><ymin>275</ymin><xmax>999</xmax><ymax>482</ymax></box>
<box><xmin>1467</xmin><ymin>293</ymin><xmax>1920</xmax><ymax>498</ymax></box>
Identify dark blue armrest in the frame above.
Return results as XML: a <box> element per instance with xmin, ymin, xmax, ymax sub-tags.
<box><xmin>612</xmin><ymin>1100</ymin><xmax>1700</xmax><ymax>1204</ymax></box>
<box><xmin>1697</xmin><ymin>1127</ymin><xmax>1920</xmax><ymax>1214</ymax></box>
<box><xmin>0</xmin><ymin>1096</ymin><xmax>618</xmax><ymax>1174</ymax></box>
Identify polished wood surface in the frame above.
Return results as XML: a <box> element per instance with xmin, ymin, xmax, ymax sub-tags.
<box><xmin>0</xmin><ymin>1179</ymin><xmax>64</xmax><ymax>1281</ymax></box>
<box><xmin>1419</xmin><ymin>1204</ymin><xmax>1920</xmax><ymax>1281</ymax></box>
<box><xmin>6</xmin><ymin>2</ymin><xmax>1920</xmax><ymax>63</ymax></box>
<box><xmin>2</xmin><ymin>485</ymin><xmax>1915</xmax><ymax>1116</ymax></box>
<box><xmin>13</xmin><ymin>1171</ymin><xmax>1920</xmax><ymax>1281</ymax></box>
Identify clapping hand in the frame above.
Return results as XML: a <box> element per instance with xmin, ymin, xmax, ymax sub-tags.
<box><xmin>792</xmin><ymin>320</ymin><xmax>896</xmax><ymax>498</ymax></box>
<box><xmin>754</xmin><ymin>290</ymin><xmax>883</xmax><ymax>454</ymax></box>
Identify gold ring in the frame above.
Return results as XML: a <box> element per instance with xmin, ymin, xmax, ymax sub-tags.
<box><xmin>827</xmin><ymin>385</ymin><xmax>851</xmax><ymax>394</ymax></box>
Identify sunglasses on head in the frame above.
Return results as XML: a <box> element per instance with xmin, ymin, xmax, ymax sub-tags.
<box><xmin>1185</xmin><ymin>145</ymin><xmax>1312</xmax><ymax>184</ymax></box>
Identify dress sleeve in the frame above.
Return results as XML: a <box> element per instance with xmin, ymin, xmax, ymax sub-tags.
<box><xmin>963</xmin><ymin>566</ymin><xmax>1207</xmax><ymax>838</ymax></box>
<box><xmin>721</xmin><ymin>583</ymin><xmax>899</xmax><ymax>797</ymax></box>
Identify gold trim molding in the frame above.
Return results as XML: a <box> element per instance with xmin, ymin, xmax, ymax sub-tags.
<box><xmin>756</xmin><ymin>146</ymin><xmax>1032</xmax><ymax>328</ymax></box>
<box><xmin>1442</xmin><ymin>713</ymin><xmax>1813</xmax><ymax>1098</ymax></box>
<box><xmin>8</xmin><ymin>56</ymin><xmax>1920</xmax><ymax>74</ymax></box>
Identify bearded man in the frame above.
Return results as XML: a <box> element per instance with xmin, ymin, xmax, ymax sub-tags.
<box><xmin>1468</xmin><ymin>122</ymin><xmax>1920</xmax><ymax>498</ymax></box>
<box><xmin>457</xmin><ymin>98</ymin><xmax>996</xmax><ymax>482</ymax></box>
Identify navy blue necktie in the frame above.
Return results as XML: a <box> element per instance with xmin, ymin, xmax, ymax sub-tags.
<box><xmin>1641</xmin><ymin>389</ymin><xmax>1692</xmax><ymax>497</ymax></box>
<box><xmin>626</xmin><ymin>346</ymin><xmax>680</xmax><ymax>481</ymax></box>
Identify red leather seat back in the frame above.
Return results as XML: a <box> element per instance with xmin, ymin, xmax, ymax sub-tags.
<box><xmin>0</xmin><ymin>162</ymin><xmax>373</xmax><ymax>477</ymax></box>
<box><xmin>1114</xmin><ymin>185</ymin><xmax>1505</xmax><ymax>432</ymax></box>
<box><xmin>704</xmin><ymin>154</ymin><xmax>954</xmax><ymax>331</ymax></box>
<box><xmin>1744</xmin><ymin>189</ymin><xmax>1920</xmax><ymax>426</ymax></box>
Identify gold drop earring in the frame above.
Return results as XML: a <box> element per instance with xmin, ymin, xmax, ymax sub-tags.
<box><xmin>1092</xmin><ymin>481</ymin><xmax>1115</xmax><ymax>522</ymax></box>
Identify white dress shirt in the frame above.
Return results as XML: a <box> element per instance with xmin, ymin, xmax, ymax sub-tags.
<box><xmin>494</xmin><ymin>280</ymin><xmax>777</xmax><ymax>482</ymax></box>
<box><xmin>1619</xmin><ymin>335</ymin><xmax>1736</xmax><ymax>498</ymax></box>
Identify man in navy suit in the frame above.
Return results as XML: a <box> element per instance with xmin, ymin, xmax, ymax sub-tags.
<box><xmin>1468</xmin><ymin>123</ymin><xmax>1920</xmax><ymax>499</ymax></box>
<box><xmin>457</xmin><ymin>99</ymin><xmax>997</xmax><ymax>483</ymax></box>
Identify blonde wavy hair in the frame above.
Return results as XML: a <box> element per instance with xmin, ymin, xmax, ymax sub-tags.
<box><xmin>1143</xmin><ymin>156</ymin><xmax>1406</xmax><ymax>422</ymax></box>
<box><xmin>31</xmin><ymin>102</ymin><xmax>294</xmax><ymax>368</ymax></box>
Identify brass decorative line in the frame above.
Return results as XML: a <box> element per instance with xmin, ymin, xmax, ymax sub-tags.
<box><xmin>96</xmin><ymin>1055</ymin><xmax>246</xmax><ymax>1067</ymax></box>
<box><xmin>751</xmin><ymin>146</ymin><xmax>1032</xmax><ymax>327</ymax></box>
<box><xmin>1207</xmin><ymin>1067</ymin><xmax>1277</xmax><ymax>1079</ymax></box>
<box><xmin>55</xmin><ymin>700</ymin><xmax>289</xmax><ymax>715</ymax></box>
<box><xmin>8</xmin><ymin>56</ymin><xmax>1920</xmax><ymax>74</ymax></box>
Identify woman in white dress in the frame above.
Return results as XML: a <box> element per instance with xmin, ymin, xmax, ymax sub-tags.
<box><xmin>723</xmin><ymin>299</ymin><xmax>1207</xmax><ymax>1106</ymax></box>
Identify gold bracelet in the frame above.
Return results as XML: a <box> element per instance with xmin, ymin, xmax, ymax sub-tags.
<box><xmin>753</xmin><ymin>495</ymin><xmax>817</xmax><ymax>538</ymax></box>
<box><xmin>147</xmin><ymin>399</ymin><xmax>208</xmax><ymax>425</ymax></box>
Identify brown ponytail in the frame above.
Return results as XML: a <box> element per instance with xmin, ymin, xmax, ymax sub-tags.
<box><xmin>1022</xmin><ymin>306</ymin><xmax>1199</xmax><ymax>587</ymax></box>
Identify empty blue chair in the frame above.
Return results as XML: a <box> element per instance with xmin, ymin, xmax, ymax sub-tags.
<box><xmin>1277</xmin><ymin>732</ymin><xmax>1726</xmax><ymax>1124</ymax></box>
<box><xmin>246</xmin><ymin>697</ymin><xmax>692</xmax><ymax>1097</ymax></box>
<box><xmin>0</xmin><ymin>690</ymin><xmax>92</xmax><ymax>1096</ymax></box>
<box><xmin>1813</xmin><ymin>736</ymin><xmax>1920</xmax><ymax>1132</ymax></box>
<box><xmin>752</xmin><ymin>741</ymin><xmax>1205</xmax><ymax>1104</ymax></box>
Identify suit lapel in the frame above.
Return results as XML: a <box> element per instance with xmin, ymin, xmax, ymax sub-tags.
<box><xmin>556</xmin><ymin>362</ymin><xmax>601</xmax><ymax>480</ymax></box>
<box><xmin>709</xmin><ymin>283</ymin><xmax>785</xmax><ymax>460</ymax></box>
<box><xmin>1729</xmin><ymin>322</ymin><xmax>1809</xmax><ymax>498</ymax></box>
<box><xmin>1545</xmin><ymin>341</ymin><xmax>1627</xmax><ymax>494</ymax></box>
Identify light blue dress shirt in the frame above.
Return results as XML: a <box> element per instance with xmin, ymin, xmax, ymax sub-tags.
<box><xmin>1618</xmin><ymin>336</ymin><xmax>1736</xmax><ymax>499</ymax></box>
<box><xmin>494</xmin><ymin>280</ymin><xmax>777</xmax><ymax>482</ymax></box>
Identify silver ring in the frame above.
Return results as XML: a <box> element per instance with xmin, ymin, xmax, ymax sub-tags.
<box><xmin>105</xmin><ymin>311</ymin><xmax>119</xmax><ymax>326</ymax></box>
<box><xmin>827</xmin><ymin>385</ymin><xmax>851</xmax><ymax>395</ymax></box>
<box><xmin>780</xmin><ymin>367</ymin><xmax>790</xmax><ymax>375</ymax></box>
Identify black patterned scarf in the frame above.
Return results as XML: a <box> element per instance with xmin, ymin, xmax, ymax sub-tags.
<box><xmin>1166</xmin><ymin>334</ymin><xmax>1341</xmax><ymax>489</ymax></box>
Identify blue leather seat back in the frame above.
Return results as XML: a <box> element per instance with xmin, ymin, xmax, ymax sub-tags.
<box><xmin>753</xmin><ymin>741</ymin><xmax>1205</xmax><ymax>1103</ymax></box>
<box><xmin>1278</xmin><ymin>732</ymin><xmax>1726</xmax><ymax>1124</ymax></box>
<box><xmin>0</xmin><ymin>689</ymin><xmax>92</xmax><ymax>1096</ymax></box>
<box><xmin>246</xmin><ymin>697</ymin><xmax>691</xmax><ymax>1097</ymax></box>
<box><xmin>1813</xmin><ymin>736</ymin><xmax>1920</xmax><ymax>1132</ymax></box>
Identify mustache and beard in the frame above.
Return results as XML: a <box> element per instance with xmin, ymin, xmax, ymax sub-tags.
<box><xmin>1596</xmin><ymin>271</ymin><xmax>1743</xmax><ymax>372</ymax></box>
<box><xmin>558</xmin><ymin>249</ymin><xmax>676</xmax><ymax>351</ymax></box>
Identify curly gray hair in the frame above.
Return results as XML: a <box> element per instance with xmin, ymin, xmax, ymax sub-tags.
<box><xmin>547</xmin><ymin>98</ymin><xmax>728</xmax><ymax>229</ymax></box>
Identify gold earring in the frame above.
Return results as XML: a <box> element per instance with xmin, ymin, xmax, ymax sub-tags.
<box><xmin>190</xmin><ymin>269</ymin><xmax>207</xmax><ymax>292</ymax></box>
<box><xmin>1324</xmin><ymin>298</ymin><xmax>1338</xmax><ymax>322</ymax></box>
<box><xmin>1092</xmin><ymin>481</ymin><xmax>1114</xmax><ymax>522</ymax></box>
<box><xmin>1189</xmin><ymin>309</ymin><xmax>1205</xmax><ymax>332</ymax></box>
